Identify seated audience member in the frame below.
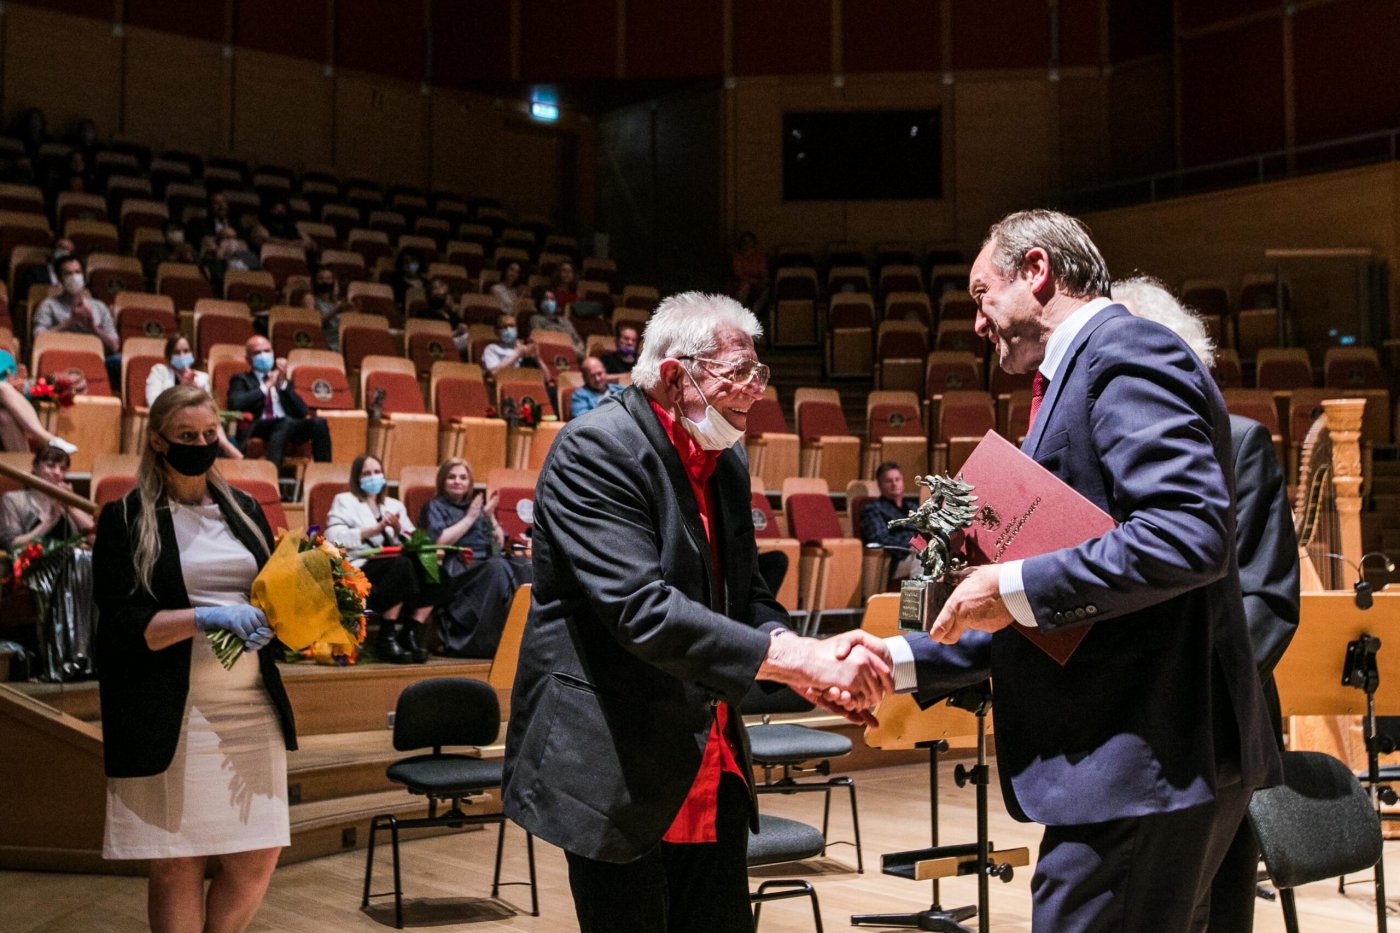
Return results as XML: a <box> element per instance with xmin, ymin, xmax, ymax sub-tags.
<box><xmin>226</xmin><ymin>336</ymin><xmax>330</xmax><ymax>471</ymax></box>
<box><xmin>416</xmin><ymin>277</ymin><xmax>462</xmax><ymax>326</ymax></box>
<box><xmin>302</xmin><ymin>266</ymin><xmax>352</xmax><ymax>351</ymax></box>
<box><xmin>550</xmin><ymin>260</ymin><xmax>581</xmax><ymax>311</ymax></box>
<box><xmin>184</xmin><ymin>191</ymin><xmax>235</xmax><ymax>246</ymax></box>
<box><xmin>475</xmin><ymin>314</ymin><xmax>538</xmax><ymax>376</ymax></box>
<box><xmin>143</xmin><ymin>225</ymin><xmax>198</xmax><ymax>280</ymax></box>
<box><xmin>528</xmin><ymin>290</ymin><xmax>585</xmax><ymax>355</ymax></box>
<box><xmin>858</xmin><ymin>461</ymin><xmax>920</xmax><ymax>586</ymax></box>
<box><xmin>388</xmin><ymin>250</ymin><xmax>427</xmax><ymax>306</ymax></box>
<box><xmin>491</xmin><ymin>260</ymin><xmax>527</xmax><ymax>314</ymax></box>
<box><xmin>145</xmin><ymin>336</ymin><xmax>242</xmax><ymax>460</ymax></box>
<box><xmin>325</xmin><ymin>455</ymin><xmax>436</xmax><ymax>664</ymax></box>
<box><xmin>419</xmin><ymin>458</ymin><xmax>532</xmax><ymax>658</ymax></box>
<box><xmin>32</xmin><ymin>254</ymin><xmax>122</xmax><ymax>390</ymax></box>
<box><xmin>19</xmin><ymin>237</ymin><xmax>74</xmax><ymax>294</ymax></box>
<box><xmin>570</xmin><ymin>356</ymin><xmax>623</xmax><ymax>419</ymax></box>
<box><xmin>0</xmin><ymin>350</ymin><xmax>78</xmax><ymax>455</ymax></box>
<box><xmin>0</xmin><ymin>445</ymin><xmax>94</xmax><ymax>551</ymax></box>
<box><xmin>600</xmin><ymin>323</ymin><xmax>640</xmax><ymax>376</ymax></box>
<box><xmin>729</xmin><ymin>231</ymin><xmax>771</xmax><ymax>315</ymax></box>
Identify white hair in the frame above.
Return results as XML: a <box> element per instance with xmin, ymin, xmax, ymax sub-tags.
<box><xmin>1112</xmin><ymin>275</ymin><xmax>1216</xmax><ymax>368</ymax></box>
<box><xmin>631</xmin><ymin>292</ymin><xmax>763</xmax><ymax>390</ymax></box>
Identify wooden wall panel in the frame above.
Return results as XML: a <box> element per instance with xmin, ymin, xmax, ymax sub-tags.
<box><xmin>0</xmin><ymin>5</ymin><xmax>122</xmax><ymax>136</ymax></box>
<box><xmin>1083</xmin><ymin>163</ymin><xmax>1400</xmax><ymax>339</ymax></box>
<box><xmin>231</xmin><ymin>51</ymin><xmax>333</xmax><ymax>169</ymax></box>
<box><xmin>1293</xmin><ymin>0</ymin><xmax>1400</xmax><ymax>145</ymax></box>
<box><xmin>495</xmin><ymin>122</ymin><xmax>563</xmax><ymax>218</ymax></box>
<box><xmin>1178</xmin><ymin>19</ymin><xmax>1284</xmax><ymax>166</ymax></box>
<box><xmin>7</xmin><ymin>0</ymin><xmax>113</xmax><ymax>19</ymax></box>
<box><xmin>1058</xmin><ymin>76</ymin><xmax>1108</xmax><ymax>188</ymax></box>
<box><xmin>841</xmin><ymin>0</ymin><xmax>940</xmax><ymax>75</ymax></box>
<box><xmin>951</xmin><ymin>77</ymin><xmax>1058</xmax><ymax>244</ymax></box>
<box><xmin>235</xmin><ymin>0</ymin><xmax>327</xmax><ymax>61</ymax></box>
<box><xmin>121</xmin><ymin>28</ymin><xmax>227</xmax><ymax>155</ymax></box>
<box><xmin>334</xmin><ymin>0</ymin><xmax>425</xmax><ymax>83</ymax></box>
<box><xmin>950</xmin><ymin>0</ymin><xmax>1048</xmax><ymax>70</ymax></box>
<box><xmin>1107</xmin><ymin>0</ymin><xmax>1171</xmax><ymax>63</ymax></box>
<box><xmin>124</xmin><ymin>0</ymin><xmax>224</xmax><ymax>42</ymax></box>
<box><xmin>626</xmin><ymin>0</ymin><xmax>724</xmax><ymax>79</ymax></box>
<box><xmin>519</xmin><ymin>0</ymin><xmax>618</xmax><ymax>80</ymax></box>
<box><xmin>332</xmin><ymin>73</ymin><xmax>427</xmax><ymax>186</ymax></box>
<box><xmin>429</xmin><ymin>90</ymin><xmax>508</xmax><ymax>202</ymax></box>
<box><xmin>1058</xmin><ymin>0</ymin><xmax>1101</xmax><ymax>67</ymax></box>
<box><xmin>433</xmin><ymin>0</ymin><xmax>512</xmax><ymax>86</ymax></box>
<box><xmin>733</xmin><ymin>1</ymin><xmax>832</xmax><ymax>77</ymax></box>
<box><xmin>1178</xmin><ymin>0</ymin><xmax>1279</xmax><ymax>32</ymax></box>
<box><xmin>1106</xmin><ymin>57</ymin><xmax>1175</xmax><ymax>178</ymax></box>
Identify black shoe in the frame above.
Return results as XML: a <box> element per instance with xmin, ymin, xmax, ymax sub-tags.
<box><xmin>398</xmin><ymin>622</ymin><xmax>430</xmax><ymax>664</ymax></box>
<box><xmin>375</xmin><ymin>620</ymin><xmax>410</xmax><ymax>664</ymax></box>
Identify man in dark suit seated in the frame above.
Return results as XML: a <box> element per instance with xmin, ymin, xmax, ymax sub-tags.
<box><xmin>226</xmin><ymin>335</ymin><xmax>331</xmax><ymax>472</ymax></box>
<box><xmin>853</xmin><ymin>211</ymin><xmax>1283</xmax><ymax>932</ymax></box>
<box><xmin>503</xmin><ymin>291</ymin><xmax>894</xmax><ymax>933</ymax></box>
<box><xmin>858</xmin><ymin>461</ymin><xmax>920</xmax><ymax>587</ymax></box>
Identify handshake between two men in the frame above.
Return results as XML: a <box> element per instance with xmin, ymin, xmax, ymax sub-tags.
<box><xmin>753</xmin><ymin>563</ymin><xmax>1014</xmax><ymax>726</ymax></box>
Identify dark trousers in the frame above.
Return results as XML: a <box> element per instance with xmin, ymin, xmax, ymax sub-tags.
<box><xmin>1206</xmin><ymin>674</ymin><xmax>1286</xmax><ymax>931</ymax></box>
<box><xmin>564</xmin><ymin>774</ymin><xmax>754</xmax><ymax>933</ymax></box>
<box><xmin>361</xmin><ymin>554</ymin><xmax>440</xmax><ymax>617</ymax></box>
<box><xmin>1031</xmin><ymin>776</ymin><xmax>1249</xmax><ymax>933</ymax></box>
<box><xmin>249</xmin><ymin>415</ymin><xmax>331</xmax><ymax>467</ymax></box>
<box><xmin>104</xmin><ymin>353</ymin><xmax>122</xmax><ymax>394</ymax></box>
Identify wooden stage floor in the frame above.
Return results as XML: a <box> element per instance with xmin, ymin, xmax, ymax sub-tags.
<box><xmin>4</xmin><ymin>759</ymin><xmax>1393</xmax><ymax>932</ymax></box>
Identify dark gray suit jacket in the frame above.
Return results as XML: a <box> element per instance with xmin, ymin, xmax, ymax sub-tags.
<box><xmin>502</xmin><ymin>386</ymin><xmax>788</xmax><ymax>862</ymax></box>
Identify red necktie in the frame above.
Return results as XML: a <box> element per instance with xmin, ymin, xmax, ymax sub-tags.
<box><xmin>263</xmin><ymin>380</ymin><xmax>275</xmax><ymax>418</ymax></box>
<box><xmin>1027</xmin><ymin>371</ymin><xmax>1048</xmax><ymax>430</ymax></box>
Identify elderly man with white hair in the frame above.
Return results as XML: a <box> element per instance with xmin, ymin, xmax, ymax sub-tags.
<box><xmin>503</xmin><ymin>292</ymin><xmax>894</xmax><ymax>933</ymax></box>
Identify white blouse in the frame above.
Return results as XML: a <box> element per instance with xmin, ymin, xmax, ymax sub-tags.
<box><xmin>324</xmin><ymin>491</ymin><xmax>415</xmax><ymax>567</ymax></box>
<box><xmin>146</xmin><ymin>364</ymin><xmax>213</xmax><ymax>407</ymax></box>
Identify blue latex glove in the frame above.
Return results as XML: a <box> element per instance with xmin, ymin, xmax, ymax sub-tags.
<box><xmin>194</xmin><ymin>605</ymin><xmax>274</xmax><ymax>652</ymax></box>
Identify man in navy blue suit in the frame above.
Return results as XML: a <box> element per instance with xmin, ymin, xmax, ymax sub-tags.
<box><xmin>871</xmin><ymin>211</ymin><xmax>1282</xmax><ymax>932</ymax></box>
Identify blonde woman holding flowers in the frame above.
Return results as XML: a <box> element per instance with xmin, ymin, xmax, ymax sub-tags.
<box><xmin>93</xmin><ymin>384</ymin><xmax>296</xmax><ymax>932</ymax></box>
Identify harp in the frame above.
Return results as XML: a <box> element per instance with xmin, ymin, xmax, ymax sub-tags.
<box><xmin>1294</xmin><ymin>397</ymin><xmax>1367</xmax><ymax>591</ymax></box>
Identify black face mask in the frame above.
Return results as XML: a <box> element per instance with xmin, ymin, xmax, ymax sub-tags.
<box><xmin>314</xmin><ymin>280</ymin><xmax>334</xmax><ymax>294</ymax></box>
<box><xmin>162</xmin><ymin>437</ymin><xmax>220</xmax><ymax>477</ymax></box>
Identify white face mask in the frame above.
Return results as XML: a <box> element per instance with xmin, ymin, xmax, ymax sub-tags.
<box><xmin>63</xmin><ymin>272</ymin><xmax>85</xmax><ymax>295</ymax></box>
<box><xmin>679</xmin><ymin>367</ymin><xmax>745</xmax><ymax>451</ymax></box>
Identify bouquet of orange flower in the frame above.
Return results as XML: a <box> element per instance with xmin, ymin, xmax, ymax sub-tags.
<box><xmin>206</xmin><ymin>532</ymin><xmax>370</xmax><ymax>669</ymax></box>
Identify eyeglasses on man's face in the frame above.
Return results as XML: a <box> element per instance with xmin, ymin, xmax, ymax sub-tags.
<box><xmin>678</xmin><ymin>355</ymin><xmax>770</xmax><ymax>391</ymax></box>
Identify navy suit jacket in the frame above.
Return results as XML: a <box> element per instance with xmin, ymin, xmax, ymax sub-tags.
<box><xmin>908</xmin><ymin>304</ymin><xmax>1282</xmax><ymax>826</ymax></box>
<box><xmin>502</xmin><ymin>386</ymin><xmax>788</xmax><ymax>862</ymax></box>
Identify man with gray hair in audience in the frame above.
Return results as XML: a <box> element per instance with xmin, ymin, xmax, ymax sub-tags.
<box><xmin>504</xmin><ymin>291</ymin><xmax>894</xmax><ymax>933</ymax></box>
<box><xmin>1115</xmin><ymin>273</ymin><xmax>1300</xmax><ymax>931</ymax></box>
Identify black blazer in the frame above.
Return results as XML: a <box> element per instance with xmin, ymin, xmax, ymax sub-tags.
<box><xmin>502</xmin><ymin>386</ymin><xmax>788</xmax><ymax>863</ymax></box>
<box><xmin>93</xmin><ymin>484</ymin><xmax>297</xmax><ymax>778</ymax></box>
<box><xmin>226</xmin><ymin>369</ymin><xmax>310</xmax><ymax>420</ymax></box>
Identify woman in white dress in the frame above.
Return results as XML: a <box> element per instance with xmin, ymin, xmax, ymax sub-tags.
<box><xmin>325</xmin><ymin>454</ymin><xmax>438</xmax><ymax>664</ymax></box>
<box><xmin>93</xmin><ymin>385</ymin><xmax>296</xmax><ymax>932</ymax></box>
<box><xmin>145</xmin><ymin>334</ymin><xmax>243</xmax><ymax>460</ymax></box>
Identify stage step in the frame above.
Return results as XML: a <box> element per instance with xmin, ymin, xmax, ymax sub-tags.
<box><xmin>11</xmin><ymin>656</ymin><xmax>495</xmax><ymax>737</ymax></box>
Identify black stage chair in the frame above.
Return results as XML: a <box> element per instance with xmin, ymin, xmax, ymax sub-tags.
<box><xmin>742</xmin><ymin>685</ymin><xmax>864</xmax><ymax>872</ymax></box>
<box><xmin>1248</xmin><ymin>750</ymin><xmax>1382</xmax><ymax>933</ymax></box>
<box><xmin>361</xmin><ymin>677</ymin><xmax>537</xmax><ymax>928</ymax></box>
<box><xmin>750</xmin><ymin>813</ymin><xmax>827</xmax><ymax>932</ymax></box>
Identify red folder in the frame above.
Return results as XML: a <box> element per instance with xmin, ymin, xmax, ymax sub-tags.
<box><xmin>951</xmin><ymin>430</ymin><xmax>1116</xmax><ymax>665</ymax></box>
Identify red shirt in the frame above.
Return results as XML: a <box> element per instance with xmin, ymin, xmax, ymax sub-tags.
<box><xmin>648</xmin><ymin>399</ymin><xmax>748</xmax><ymax>844</ymax></box>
